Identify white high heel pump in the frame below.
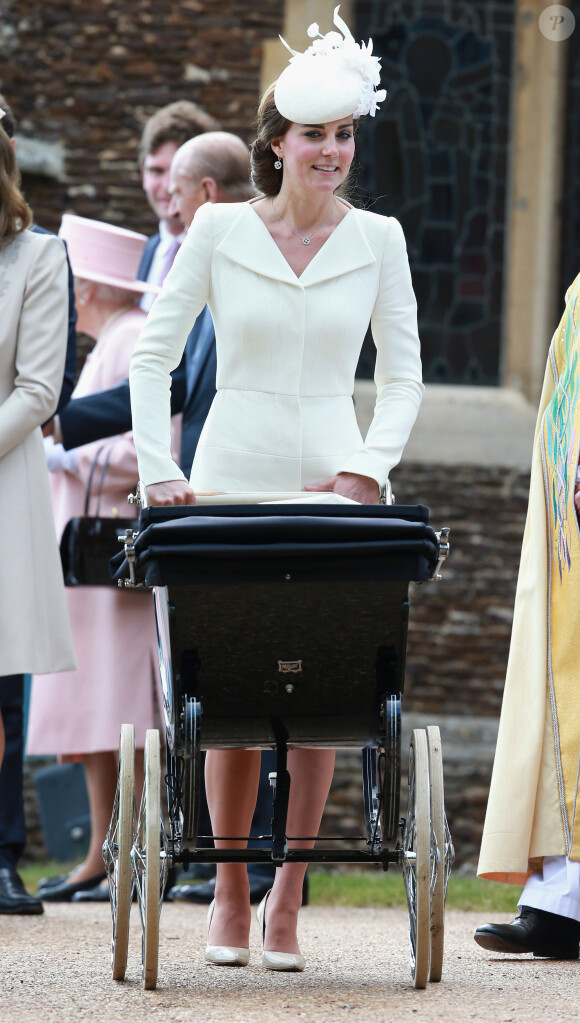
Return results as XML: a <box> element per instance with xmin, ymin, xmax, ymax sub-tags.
<box><xmin>205</xmin><ymin>899</ymin><xmax>250</xmax><ymax>967</ymax></box>
<box><xmin>256</xmin><ymin>890</ymin><xmax>306</xmax><ymax>972</ymax></box>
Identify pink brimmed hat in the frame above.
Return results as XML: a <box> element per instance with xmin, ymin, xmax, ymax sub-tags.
<box><xmin>59</xmin><ymin>214</ymin><xmax>160</xmax><ymax>294</ymax></box>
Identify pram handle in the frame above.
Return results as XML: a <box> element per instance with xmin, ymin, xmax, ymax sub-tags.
<box><xmin>128</xmin><ymin>479</ymin><xmax>394</xmax><ymax>509</ymax></box>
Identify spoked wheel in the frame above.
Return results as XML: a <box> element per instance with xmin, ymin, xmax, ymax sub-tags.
<box><xmin>362</xmin><ymin>747</ymin><xmax>382</xmax><ymax>853</ymax></box>
<box><xmin>362</xmin><ymin>695</ymin><xmax>402</xmax><ymax>854</ymax></box>
<box><xmin>402</xmin><ymin>728</ymin><xmax>431</xmax><ymax>989</ymax></box>
<box><xmin>103</xmin><ymin>722</ymin><xmax>135</xmax><ymax>982</ymax></box>
<box><xmin>134</xmin><ymin>729</ymin><xmax>167</xmax><ymax>990</ymax></box>
<box><xmin>426</xmin><ymin>725</ymin><xmax>454</xmax><ymax>982</ymax></box>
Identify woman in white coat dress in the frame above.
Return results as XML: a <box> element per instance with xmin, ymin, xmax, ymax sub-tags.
<box><xmin>130</xmin><ymin>9</ymin><xmax>423</xmax><ymax>969</ymax></box>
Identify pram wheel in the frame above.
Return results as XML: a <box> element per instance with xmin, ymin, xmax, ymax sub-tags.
<box><xmin>426</xmin><ymin>725</ymin><xmax>453</xmax><ymax>982</ymax></box>
<box><xmin>104</xmin><ymin>722</ymin><xmax>135</xmax><ymax>981</ymax></box>
<box><xmin>362</xmin><ymin>695</ymin><xmax>401</xmax><ymax>852</ymax></box>
<box><xmin>135</xmin><ymin>728</ymin><xmax>165</xmax><ymax>990</ymax></box>
<box><xmin>402</xmin><ymin>728</ymin><xmax>431</xmax><ymax>989</ymax></box>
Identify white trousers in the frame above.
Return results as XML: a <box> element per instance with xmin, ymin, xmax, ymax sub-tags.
<box><xmin>518</xmin><ymin>855</ymin><xmax>580</xmax><ymax>922</ymax></box>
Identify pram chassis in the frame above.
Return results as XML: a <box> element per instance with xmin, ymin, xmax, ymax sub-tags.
<box><xmin>105</xmin><ymin>496</ymin><xmax>453</xmax><ymax>991</ymax></box>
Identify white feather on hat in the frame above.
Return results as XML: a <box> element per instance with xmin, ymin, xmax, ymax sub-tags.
<box><xmin>274</xmin><ymin>5</ymin><xmax>387</xmax><ymax>124</ymax></box>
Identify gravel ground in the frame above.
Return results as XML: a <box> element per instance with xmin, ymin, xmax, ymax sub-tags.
<box><xmin>3</xmin><ymin>905</ymin><xmax>579</xmax><ymax>1022</ymax></box>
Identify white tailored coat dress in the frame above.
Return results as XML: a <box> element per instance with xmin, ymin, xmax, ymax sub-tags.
<box><xmin>0</xmin><ymin>230</ymin><xmax>76</xmax><ymax>676</ymax></box>
<box><xmin>130</xmin><ymin>199</ymin><xmax>423</xmax><ymax>493</ymax></box>
<box><xmin>27</xmin><ymin>308</ymin><xmax>180</xmax><ymax>757</ymax></box>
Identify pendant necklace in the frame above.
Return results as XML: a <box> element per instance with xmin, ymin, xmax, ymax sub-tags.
<box><xmin>271</xmin><ymin>198</ymin><xmax>336</xmax><ymax>246</ymax></box>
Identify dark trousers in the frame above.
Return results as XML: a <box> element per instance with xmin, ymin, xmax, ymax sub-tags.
<box><xmin>0</xmin><ymin>675</ymin><xmax>25</xmax><ymax>870</ymax></box>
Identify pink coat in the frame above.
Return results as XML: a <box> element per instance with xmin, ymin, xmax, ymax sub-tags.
<box><xmin>27</xmin><ymin>306</ymin><xmax>179</xmax><ymax>755</ymax></box>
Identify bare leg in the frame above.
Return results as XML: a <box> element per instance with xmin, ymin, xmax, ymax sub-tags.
<box><xmin>67</xmin><ymin>752</ymin><xmax>119</xmax><ymax>882</ymax></box>
<box><xmin>263</xmin><ymin>748</ymin><xmax>335</xmax><ymax>954</ymax></box>
<box><xmin>205</xmin><ymin>748</ymin><xmax>261</xmax><ymax>947</ymax></box>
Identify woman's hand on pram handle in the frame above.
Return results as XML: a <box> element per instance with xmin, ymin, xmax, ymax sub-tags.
<box><xmin>145</xmin><ymin>480</ymin><xmax>196</xmax><ymax>506</ymax></box>
<box><xmin>304</xmin><ymin>472</ymin><xmax>380</xmax><ymax>505</ymax></box>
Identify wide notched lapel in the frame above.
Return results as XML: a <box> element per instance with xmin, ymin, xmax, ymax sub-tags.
<box><xmin>216</xmin><ymin>204</ymin><xmax>298</xmax><ymax>286</ymax></box>
<box><xmin>216</xmin><ymin>204</ymin><xmax>376</xmax><ymax>288</ymax></box>
<box><xmin>300</xmin><ymin>212</ymin><xmax>376</xmax><ymax>286</ymax></box>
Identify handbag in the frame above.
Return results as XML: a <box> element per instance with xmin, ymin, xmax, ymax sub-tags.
<box><xmin>59</xmin><ymin>443</ymin><xmax>136</xmax><ymax>586</ymax></box>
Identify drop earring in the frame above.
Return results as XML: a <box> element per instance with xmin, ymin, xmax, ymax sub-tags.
<box><xmin>274</xmin><ymin>158</ymin><xmax>282</xmax><ymax>170</ymax></box>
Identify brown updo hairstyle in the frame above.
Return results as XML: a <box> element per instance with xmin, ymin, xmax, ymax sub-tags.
<box><xmin>0</xmin><ymin>124</ymin><xmax>32</xmax><ymax>245</ymax></box>
<box><xmin>250</xmin><ymin>83</ymin><xmax>290</xmax><ymax>197</ymax></box>
<box><xmin>251</xmin><ymin>82</ymin><xmax>356</xmax><ymax>200</ymax></box>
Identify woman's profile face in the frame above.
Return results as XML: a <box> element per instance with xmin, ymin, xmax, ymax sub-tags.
<box><xmin>273</xmin><ymin>118</ymin><xmax>355</xmax><ymax>194</ymax></box>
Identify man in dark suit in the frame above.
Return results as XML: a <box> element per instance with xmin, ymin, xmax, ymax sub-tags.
<box><xmin>0</xmin><ymin>94</ymin><xmax>78</xmax><ymax>916</ymax></box>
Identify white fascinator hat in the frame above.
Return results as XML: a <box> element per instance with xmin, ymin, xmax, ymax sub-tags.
<box><xmin>274</xmin><ymin>5</ymin><xmax>386</xmax><ymax>124</ymax></box>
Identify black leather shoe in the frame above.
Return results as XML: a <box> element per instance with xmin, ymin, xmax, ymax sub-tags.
<box><xmin>39</xmin><ymin>871</ymin><xmax>108</xmax><ymax>903</ymax></box>
<box><xmin>72</xmin><ymin>866</ymin><xmax>179</xmax><ymax>903</ymax></box>
<box><xmin>474</xmin><ymin>906</ymin><xmax>580</xmax><ymax>958</ymax></box>
<box><xmin>167</xmin><ymin>871</ymin><xmax>309</xmax><ymax>906</ymax></box>
<box><xmin>72</xmin><ymin>881</ymin><xmax>110</xmax><ymax>903</ymax></box>
<box><xmin>167</xmin><ymin>877</ymin><xmax>215</xmax><ymax>904</ymax></box>
<box><xmin>0</xmin><ymin>868</ymin><xmax>44</xmax><ymax>915</ymax></box>
<box><xmin>37</xmin><ymin>872</ymin><xmax>73</xmax><ymax>891</ymax></box>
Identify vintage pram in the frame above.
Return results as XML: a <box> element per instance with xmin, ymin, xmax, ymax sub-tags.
<box><xmin>107</xmin><ymin>491</ymin><xmax>453</xmax><ymax>991</ymax></box>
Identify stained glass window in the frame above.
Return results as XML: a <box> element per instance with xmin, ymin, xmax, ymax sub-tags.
<box><xmin>355</xmin><ymin>1</ymin><xmax>514</xmax><ymax>384</ymax></box>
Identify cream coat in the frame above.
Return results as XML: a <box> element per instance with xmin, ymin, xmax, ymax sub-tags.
<box><xmin>0</xmin><ymin>230</ymin><xmax>76</xmax><ymax>676</ymax></box>
<box><xmin>130</xmin><ymin>200</ymin><xmax>423</xmax><ymax>491</ymax></box>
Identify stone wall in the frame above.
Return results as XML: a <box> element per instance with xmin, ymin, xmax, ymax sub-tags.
<box><xmin>0</xmin><ymin>0</ymin><xmax>284</xmax><ymax>234</ymax></box>
<box><xmin>392</xmin><ymin>461</ymin><xmax>530</xmax><ymax>719</ymax></box>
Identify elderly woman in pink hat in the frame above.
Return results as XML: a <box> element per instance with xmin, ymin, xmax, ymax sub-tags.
<box><xmin>27</xmin><ymin>217</ymin><xmax>180</xmax><ymax>903</ymax></box>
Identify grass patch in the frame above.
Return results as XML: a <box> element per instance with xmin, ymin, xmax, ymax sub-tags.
<box><xmin>21</xmin><ymin>861</ymin><xmax>520</xmax><ymax>913</ymax></box>
<box><xmin>20</xmin><ymin>860</ymin><xmax>80</xmax><ymax>893</ymax></box>
<box><xmin>309</xmin><ymin>870</ymin><xmax>520</xmax><ymax>913</ymax></box>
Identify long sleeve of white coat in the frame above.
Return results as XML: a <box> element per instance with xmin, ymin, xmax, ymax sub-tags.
<box><xmin>130</xmin><ymin>202</ymin><xmax>213</xmax><ymax>486</ymax></box>
<box><xmin>338</xmin><ymin>217</ymin><xmax>423</xmax><ymax>485</ymax></box>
